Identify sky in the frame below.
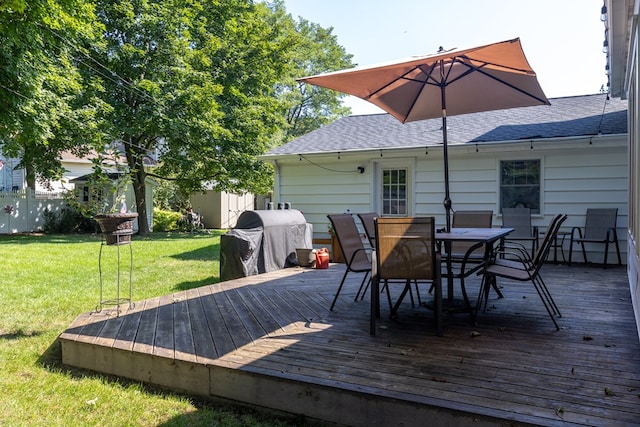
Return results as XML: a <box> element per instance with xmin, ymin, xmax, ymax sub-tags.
<box><xmin>283</xmin><ymin>0</ymin><xmax>607</xmax><ymax>115</ymax></box>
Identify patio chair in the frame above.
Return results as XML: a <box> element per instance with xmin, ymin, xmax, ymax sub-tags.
<box><xmin>327</xmin><ymin>214</ymin><xmax>373</xmax><ymax>311</ymax></box>
<box><xmin>492</xmin><ymin>213</ymin><xmax>566</xmax><ymax>271</ymax></box>
<box><xmin>371</xmin><ymin>217</ymin><xmax>442</xmax><ymax>336</ymax></box>
<box><xmin>440</xmin><ymin>210</ymin><xmax>495</xmax><ymax>316</ymax></box>
<box><xmin>357</xmin><ymin>212</ymin><xmax>422</xmax><ymax>307</ymax></box>
<box><xmin>501</xmin><ymin>207</ymin><xmax>538</xmax><ymax>258</ymax></box>
<box><xmin>478</xmin><ymin>213</ymin><xmax>567</xmax><ymax>330</ymax></box>
<box><xmin>568</xmin><ymin>208</ymin><xmax>622</xmax><ymax>268</ymax></box>
<box><xmin>357</xmin><ymin>212</ymin><xmax>378</xmax><ymax>247</ymax></box>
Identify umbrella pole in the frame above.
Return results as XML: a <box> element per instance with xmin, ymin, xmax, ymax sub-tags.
<box><xmin>441</xmin><ymin>86</ymin><xmax>452</xmax><ymax>232</ymax></box>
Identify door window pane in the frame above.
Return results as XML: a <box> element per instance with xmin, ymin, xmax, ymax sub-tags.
<box><xmin>382</xmin><ymin>168</ymin><xmax>408</xmax><ymax>216</ymax></box>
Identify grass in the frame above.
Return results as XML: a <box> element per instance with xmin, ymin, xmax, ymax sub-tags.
<box><xmin>0</xmin><ymin>232</ymin><xmax>301</xmax><ymax>427</ymax></box>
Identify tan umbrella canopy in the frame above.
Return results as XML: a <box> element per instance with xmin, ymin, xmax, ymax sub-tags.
<box><xmin>298</xmin><ymin>37</ymin><xmax>549</xmax><ymax>230</ymax></box>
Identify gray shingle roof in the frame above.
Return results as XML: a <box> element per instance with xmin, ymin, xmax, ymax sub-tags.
<box><xmin>265</xmin><ymin>94</ymin><xmax>627</xmax><ymax>156</ymax></box>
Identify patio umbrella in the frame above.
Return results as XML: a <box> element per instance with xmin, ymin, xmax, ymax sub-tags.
<box><xmin>298</xmin><ymin>38</ymin><xmax>549</xmax><ymax>231</ymax></box>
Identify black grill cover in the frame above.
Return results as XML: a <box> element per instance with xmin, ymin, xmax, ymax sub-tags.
<box><xmin>220</xmin><ymin>209</ymin><xmax>313</xmax><ymax>281</ymax></box>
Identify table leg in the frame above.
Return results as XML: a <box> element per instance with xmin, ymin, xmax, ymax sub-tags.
<box><xmin>444</xmin><ymin>241</ymin><xmax>454</xmax><ymax>302</ymax></box>
<box><xmin>435</xmin><ymin>276</ymin><xmax>443</xmax><ymax>336</ymax></box>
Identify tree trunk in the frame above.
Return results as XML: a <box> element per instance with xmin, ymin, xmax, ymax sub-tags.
<box><xmin>25</xmin><ymin>163</ymin><xmax>36</xmax><ymax>191</ymax></box>
<box><xmin>132</xmin><ymin>167</ymin><xmax>149</xmax><ymax>235</ymax></box>
<box><xmin>124</xmin><ymin>137</ymin><xmax>151</xmax><ymax>235</ymax></box>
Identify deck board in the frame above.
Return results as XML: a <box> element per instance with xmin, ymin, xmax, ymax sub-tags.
<box><xmin>60</xmin><ymin>263</ymin><xmax>640</xmax><ymax>426</ymax></box>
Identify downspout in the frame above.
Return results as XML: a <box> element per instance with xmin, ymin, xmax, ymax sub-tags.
<box><xmin>272</xmin><ymin>160</ymin><xmax>281</xmax><ymax>207</ymax></box>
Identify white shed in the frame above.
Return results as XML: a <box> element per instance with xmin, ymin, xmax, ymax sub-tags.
<box><xmin>189</xmin><ymin>191</ymin><xmax>255</xmax><ymax>229</ymax></box>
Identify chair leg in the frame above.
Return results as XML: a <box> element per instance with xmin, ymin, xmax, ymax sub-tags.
<box><xmin>408</xmin><ymin>285</ymin><xmax>415</xmax><ymax>307</ymax></box>
<box><xmin>354</xmin><ymin>272</ymin><xmax>370</xmax><ymax>300</ymax></box>
<box><xmin>534</xmin><ymin>274</ymin><xmax>561</xmax><ymax>317</ymax></box>
<box><xmin>614</xmin><ymin>238</ymin><xmax>622</xmax><ymax>266</ymax></box>
<box><xmin>358</xmin><ymin>278</ymin><xmax>371</xmax><ymax>301</ymax></box>
<box><xmin>370</xmin><ymin>276</ymin><xmax>379</xmax><ymax>335</ymax></box>
<box><xmin>531</xmin><ymin>276</ymin><xmax>560</xmax><ymax>330</ymax></box>
<box><xmin>390</xmin><ymin>280</ymin><xmax>412</xmax><ymax>318</ymax></box>
<box><xmin>603</xmin><ymin>241</ymin><xmax>609</xmax><ymax>269</ymax></box>
<box><xmin>413</xmin><ymin>280</ymin><xmax>422</xmax><ymax>305</ymax></box>
<box><xmin>330</xmin><ymin>269</ymin><xmax>350</xmax><ymax>311</ymax></box>
<box><xmin>475</xmin><ymin>273</ymin><xmax>491</xmax><ymax>323</ymax></box>
<box><xmin>384</xmin><ymin>279</ymin><xmax>393</xmax><ymax>311</ymax></box>
<box><xmin>491</xmin><ymin>279</ymin><xmax>504</xmax><ymax>299</ymax></box>
<box><xmin>568</xmin><ymin>240</ymin><xmax>574</xmax><ymax>266</ymax></box>
<box><xmin>580</xmin><ymin>240</ymin><xmax>588</xmax><ymax>264</ymax></box>
<box><xmin>434</xmin><ymin>278</ymin><xmax>443</xmax><ymax>337</ymax></box>
<box><xmin>458</xmin><ymin>276</ymin><xmax>474</xmax><ymax>320</ymax></box>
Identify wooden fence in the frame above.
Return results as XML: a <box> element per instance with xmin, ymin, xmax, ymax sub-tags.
<box><xmin>0</xmin><ymin>190</ymin><xmax>67</xmax><ymax>234</ymax></box>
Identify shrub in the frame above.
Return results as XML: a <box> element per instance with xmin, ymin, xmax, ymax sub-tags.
<box><xmin>43</xmin><ymin>205</ymin><xmax>99</xmax><ymax>234</ymax></box>
<box><xmin>153</xmin><ymin>180</ymin><xmax>190</xmax><ymax>211</ymax></box>
<box><xmin>153</xmin><ymin>208</ymin><xmax>183</xmax><ymax>231</ymax></box>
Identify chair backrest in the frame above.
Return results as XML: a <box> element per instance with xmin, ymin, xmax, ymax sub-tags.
<box><xmin>327</xmin><ymin>214</ymin><xmax>370</xmax><ymax>268</ymax></box>
<box><xmin>502</xmin><ymin>207</ymin><xmax>533</xmax><ymax>238</ymax></box>
<box><xmin>533</xmin><ymin>213</ymin><xmax>568</xmax><ymax>266</ymax></box>
<box><xmin>583</xmin><ymin>208</ymin><xmax>618</xmax><ymax>240</ymax></box>
<box><xmin>450</xmin><ymin>210</ymin><xmax>493</xmax><ymax>257</ymax></box>
<box><xmin>357</xmin><ymin>212</ymin><xmax>378</xmax><ymax>247</ymax></box>
<box><xmin>453</xmin><ymin>210</ymin><xmax>493</xmax><ymax>228</ymax></box>
<box><xmin>375</xmin><ymin>217</ymin><xmax>437</xmax><ymax>281</ymax></box>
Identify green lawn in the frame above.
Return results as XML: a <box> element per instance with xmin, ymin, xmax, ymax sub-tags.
<box><xmin>0</xmin><ymin>232</ymin><xmax>299</xmax><ymax>427</ymax></box>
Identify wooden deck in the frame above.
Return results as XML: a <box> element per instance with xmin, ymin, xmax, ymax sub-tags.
<box><xmin>60</xmin><ymin>263</ymin><xmax>640</xmax><ymax>426</ymax></box>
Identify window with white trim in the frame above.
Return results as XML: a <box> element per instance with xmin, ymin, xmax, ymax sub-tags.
<box><xmin>499</xmin><ymin>159</ymin><xmax>541</xmax><ymax>214</ymax></box>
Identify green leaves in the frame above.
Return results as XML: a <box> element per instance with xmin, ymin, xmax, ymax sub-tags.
<box><xmin>1</xmin><ymin>0</ymin><xmax>354</xmax><ymax>232</ymax></box>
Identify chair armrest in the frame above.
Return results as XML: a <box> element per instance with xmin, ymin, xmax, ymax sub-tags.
<box><xmin>348</xmin><ymin>247</ymin><xmax>374</xmax><ymax>264</ymax></box>
<box><xmin>502</xmin><ymin>240</ymin><xmax>529</xmax><ymax>254</ymax></box>
<box><xmin>497</xmin><ymin>243</ymin><xmax>532</xmax><ymax>263</ymax></box>
<box><xmin>570</xmin><ymin>226</ymin><xmax>583</xmax><ymax>242</ymax></box>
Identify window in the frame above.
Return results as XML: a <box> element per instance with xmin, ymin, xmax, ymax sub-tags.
<box><xmin>382</xmin><ymin>168</ymin><xmax>407</xmax><ymax>216</ymax></box>
<box><xmin>500</xmin><ymin>159</ymin><xmax>540</xmax><ymax>214</ymax></box>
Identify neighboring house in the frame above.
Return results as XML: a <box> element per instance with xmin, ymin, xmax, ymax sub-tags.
<box><xmin>189</xmin><ymin>190</ymin><xmax>255</xmax><ymax>229</ymax></box>
<box><xmin>605</xmin><ymin>0</ymin><xmax>640</xmax><ymax>338</ymax></box>
<box><xmin>0</xmin><ymin>156</ymin><xmax>21</xmax><ymax>192</ymax></box>
<box><xmin>262</xmin><ymin>93</ymin><xmax>628</xmax><ymax>264</ymax></box>
<box><xmin>0</xmin><ymin>150</ymin><xmax>96</xmax><ymax>194</ymax></box>
<box><xmin>0</xmin><ymin>150</ymin><xmax>156</xmax><ymax>233</ymax></box>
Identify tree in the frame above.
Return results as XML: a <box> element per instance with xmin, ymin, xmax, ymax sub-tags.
<box><xmin>1</xmin><ymin>0</ymin><xmax>354</xmax><ymax>235</ymax></box>
<box><xmin>279</xmin><ymin>13</ymin><xmax>354</xmax><ymax>140</ymax></box>
<box><xmin>89</xmin><ymin>0</ymin><xmax>315</xmax><ymax>234</ymax></box>
<box><xmin>0</xmin><ymin>0</ymin><xmax>105</xmax><ymax>189</ymax></box>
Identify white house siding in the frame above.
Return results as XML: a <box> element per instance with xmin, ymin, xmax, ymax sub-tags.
<box><xmin>40</xmin><ymin>160</ymin><xmax>95</xmax><ymax>193</ymax></box>
<box><xmin>275</xmin><ymin>158</ymin><xmax>374</xmax><ymax>235</ymax></box>
<box><xmin>630</xmin><ymin>27</ymin><xmax>640</xmax><ymax>342</ymax></box>
<box><xmin>272</xmin><ymin>135</ymin><xmax>628</xmax><ymax>264</ymax></box>
<box><xmin>606</xmin><ymin>0</ymin><xmax>640</xmax><ymax>340</ymax></box>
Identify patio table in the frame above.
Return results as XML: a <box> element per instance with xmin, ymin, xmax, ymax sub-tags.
<box><xmin>370</xmin><ymin>226</ymin><xmax>512</xmax><ymax>335</ymax></box>
<box><xmin>437</xmin><ymin>227</ymin><xmax>513</xmax><ymax>301</ymax></box>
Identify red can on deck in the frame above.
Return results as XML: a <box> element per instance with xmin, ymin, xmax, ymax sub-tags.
<box><xmin>315</xmin><ymin>247</ymin><xmax>330</xmax><ymax>269</ymax></box>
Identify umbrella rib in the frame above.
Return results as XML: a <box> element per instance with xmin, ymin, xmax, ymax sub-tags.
<box><xmin>455</xmin><ymin>58</ymin><xmax>549</xmax><ymax>104</ymax></box>
<box><xmin>366</xmin><ymin>65</ymin><xmax>426</xmax><ymax>99</ymax></box>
